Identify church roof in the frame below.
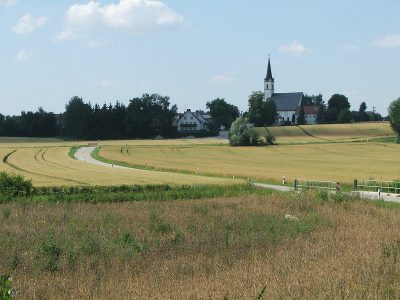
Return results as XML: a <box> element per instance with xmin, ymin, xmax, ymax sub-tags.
<box><xmin>265</xmin><ymin>58</ymin><xmax>274</xmax><ymax>82</ymax></box>
<box><xmin>271</xmin><ymin>93</ymin><xmax>303</xmax><ymax>111</ymax></box>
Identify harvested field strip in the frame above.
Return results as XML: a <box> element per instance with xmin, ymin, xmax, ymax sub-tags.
<box><xmin>298</xmin><ymin>126</ymin><xmax>332</xmax><ymax>142</ymax></box>
<box><xmin>4</xmin><ymin>149</ymin><xmax>87</xmax><ymax>185</ymax></box>
<box><xmin>1</xmin><ymin>146</ymin><xmax>238</xmax><ymax>186</ymax></box>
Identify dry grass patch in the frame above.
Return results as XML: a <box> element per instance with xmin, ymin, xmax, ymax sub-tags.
<box><xmin>2</xmin><ymin>193</ymin><xmax>400</xmax><ymax>298</ymax></box>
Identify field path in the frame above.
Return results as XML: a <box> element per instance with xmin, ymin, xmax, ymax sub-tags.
<box><xmin>75</xmin><ymin>147</ymin><xmax>131</xmax><ymax>170</ymax></box>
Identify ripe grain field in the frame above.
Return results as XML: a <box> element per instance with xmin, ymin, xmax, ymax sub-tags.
<box><xmin>98</xmin><ymin>142</ymin><xmax>400</xmax><ymax>184</ymax></box>
<box><xmin>254</xmin><ymin>122</ymin><xmax>394</xmax><ymax>144</ymax></box>
<box><xmin>0</xmin><ymin>146</ymin><xmax>236</xmax><ymax>186</ymax></box>
<box><xmin>2</xmin><ymin>192</ymin><xmax>400</xmax><ymax>298</ymax></box>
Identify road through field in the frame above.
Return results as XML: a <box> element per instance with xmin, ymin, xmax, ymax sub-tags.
<box><xmin>75</xmin><ymin>147</ymin><xmax>131</xmax><ymax>170</ymax></box>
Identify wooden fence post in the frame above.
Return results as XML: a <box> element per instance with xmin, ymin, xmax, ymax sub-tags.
<box><xmin>354</xmin><ymin>179</ymin><xmax>358</xmax><ymax>191</ymax></box>
<box><xmin>294</xmin><ymin>179</ymin><xmax>298</xmax><ymax>191</ymax></box>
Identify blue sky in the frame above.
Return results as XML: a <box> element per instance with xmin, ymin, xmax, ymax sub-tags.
<box><xmin>1</xmin><ymin>0</ymin><xmax>399</xmax><ymax>116</ymax></box>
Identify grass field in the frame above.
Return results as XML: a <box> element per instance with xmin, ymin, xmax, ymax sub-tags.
<box><xmin>0</xmin><ymin>146</ymin><xmax>236</xmax><ymax>186</ymax></box>
<box><xmin>2</xmin><ymin>191</ymin><xmax>400</xmax><ymax>298</ymax></box>
<box><xmin>254</xmin><ymin>122</ymin><xmax>394</xmax><ymax>144</ymax></box>
<box><xmin>98</xmin><ymin>142</ymin><xmax>400</xmax><ymax>184</ymax></box>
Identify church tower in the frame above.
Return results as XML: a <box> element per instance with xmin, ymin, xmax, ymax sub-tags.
<box><xmin>264</xmin><ymin>56</ymin><xmax>274</xmax><ymax>100</ymax></box>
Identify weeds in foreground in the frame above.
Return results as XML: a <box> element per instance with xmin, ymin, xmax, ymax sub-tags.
<box><xmin>0</xmin><ymin>275</ymin><xmax>17</xmax><ymax>300</ymax></box>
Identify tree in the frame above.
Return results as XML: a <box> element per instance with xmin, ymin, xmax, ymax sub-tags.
<box><xmin>0</xmin><ymin>114</ymin><xmax>4</xmax><ymax>136</ymax></box>
<box><xmin>358</xmin><ymin>101</ymin><xmax>370</xmax><ymax>122</ymax></box>
<box><xmin>125</xmin><ymin>94</ymin><xmax>177</xmax><ymax>138</ymax></box>
<box><xmin>206</xmin><ymin>98</ymin><xmax>239</xmax><ymax>130</ymax></box>
<box><xmin>326</xmin><ymin>94</ymin><xmax>351</xmax><ymax>123</ymax></box>
<box><xmin>248</xmin><ymin>91</ymin><xmax>277</xmax><ymax>126</ymax></box>
<box><xmin>248</xmin><ymin>91</ymin><xmax>265</xmax><ymax>127</ymax></box>
<box><xmin>388</xmin><ymin>97</ymin><xmax>400</xmax><ymax>143</ymax></box>
<box><xmin>64</xmin><ymin>96</ymin><xmax>93</xmax><ymax>139</ymax></box>
<box><xmin>337</xmin><ymin>109</ymin><xmax>352</xmax><ymax>123</ymax></box>
<box><xmin>263</xmin><ymin>100</ymin><xmax>278</xmax><ymax>126</ymax></box>
<box><xmin>297</xmin><ymin>102</ymin><xmax>306</xmax><ymax>125</ymax></box>
<box><xmin>316</xmin><ymin>104</ymin><xmax>326</xmax><ymax>123</ymax></box>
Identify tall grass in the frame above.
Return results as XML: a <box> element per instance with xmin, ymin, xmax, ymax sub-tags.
<box><xmin>2</xmin><ymin>191</ymin><xmax>400</xmax><ymax>298</ymax></box>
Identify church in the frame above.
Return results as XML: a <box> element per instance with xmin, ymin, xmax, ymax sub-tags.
<box><xmin>264</xmin><ymin>58</ymin><xmax>313</xmax><ymax>124</ymax></box>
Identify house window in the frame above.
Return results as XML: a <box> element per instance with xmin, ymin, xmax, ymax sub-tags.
<box><xmin>184</xmin><ymin>117</ymin><xmax>187</xmax><ymax>120</ymax></box>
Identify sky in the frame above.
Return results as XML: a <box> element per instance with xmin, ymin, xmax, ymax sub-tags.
<box><xmin>1</xmin><ymin>0</ymin><xmax>400</xmax><ymax>116</ymax></box>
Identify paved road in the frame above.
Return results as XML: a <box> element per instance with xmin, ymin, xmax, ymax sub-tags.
<box><xmin>354</xmin><ymin>191</ymin><xmax>400</xmax><ymax>203</ymax></box>
<box><xmin>75</xmin><ymin>147</ymin><xmax>132</xmax><ymax>170</ymax></box>
<box><xmin>253</xmin><ymin>182</ymin><xmax>294</xmax><ymax>192</ymax></box>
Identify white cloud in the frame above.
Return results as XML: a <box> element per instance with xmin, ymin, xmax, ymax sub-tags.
<box><xmin>373</xmin><ymin>34</ymin><xmax>400</xmax><ymax>48</ymax></box>
<box><xmin>57</xmin><ymin>0</ymin><xmax>183</xmax><ymax>41</ymax></box>
<box><xmin>342</xmin><ymin>44</ymin><xmax>359</xmax><ymax>51</ymax></box>
<box><xmin>0</xmin><ymin>0</ymin><xmax>18</xmax><ymax>6</ymax></box>
<box><xmin>278</xmin><ymin>41</ymin><xmax>310</xmax><ymax>57</ymax></box>
<box><xmin>208</xmin><ymin>73</ymin><xmax>235</xmax><ymax>84</ymax></box>
<box><xmin>15</xmin><ymin>49</ymin><xmax>33</xmax><ymax>62</ymax></box>
<box><xmin>12</xmin><ymin>13</ymin><xmax>47</xmax><ymax>34</ymax></box>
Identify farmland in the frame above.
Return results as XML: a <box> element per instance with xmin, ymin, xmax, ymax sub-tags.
<box><xmin>254</xmin><ymin>122</ymin><xmax>394</xmax><ymax>144</ymax></box>
<box><xmin>98</xmin><ymin>142</ymin><xmax>400</xmax><ymax>184</ymax></box>
<box><xmin>0</xmin><ymin>122</ymin><xmax>398</xmax><ymax>186</ymax></box>
<box><xmin>2</xmin><ymin>191</ymin><xmax>400</xmax><ymax>298</ymax></box>
<box><xmin>0</xmin><ymin>146</ymin><xmax>235</xmax><ymax>186</ymax></box>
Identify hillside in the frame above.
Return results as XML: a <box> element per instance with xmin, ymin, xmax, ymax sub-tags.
<box><xmin>253</xmin><ymin>122</ymin><xmax>394</xmax><ymax>144</ymax></box>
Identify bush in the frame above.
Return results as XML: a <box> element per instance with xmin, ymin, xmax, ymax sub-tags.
<box><xmin>0</xmin><ymin>172</ymin><xmax>32</xmax><ymax>197</ymax></box>
<box><xmin>229</xmin><ymin>116</ymin><xmax>263</xmax><ymax>146</ymax></box>
<box><xmin>388</xmin><ymin>98</ymin><xmax>400</xmax><ymax>143</ymax></box>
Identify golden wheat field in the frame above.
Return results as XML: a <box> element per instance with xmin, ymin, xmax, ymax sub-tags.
<box><xmin>2</xmin><ymin>192</ymin><xmax>400</xmax><ymax>298</ymax></box>
<box><xmin>254</xmin><ymin>122</ymin><xmax>394</xmax><ymax>144</ymax></box>
<box><xmin>0</xmin><ymin>122</ymin><xmax>397</xmax><ymax>186</ymax></box>
<box><xmin>98</xmin><ymin>142</ymin><xmax>400</xmax><ymax>184</ymax></box>
<box><xmin>0</xmin><ymin>146</ymin><xmax>235</xmax><ymax>186</ymax></box>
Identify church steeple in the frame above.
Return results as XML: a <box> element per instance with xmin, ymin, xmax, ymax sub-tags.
<box><xmin>264</xmin><ymin>55</ymin><xmax>275</xmax><ymax>100</ymax></box>
<box><xmin>265</xmin><ymin>57</ymin><xmax>274</xmax><ymax>82</ymax></box>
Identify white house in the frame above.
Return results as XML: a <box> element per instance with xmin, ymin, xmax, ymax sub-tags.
<box><xmin>297</xmin><ymin>106</ymin><xmax>319</xmax><ymax>124</ymax></box>
<box><xmin>176</xmin><ymin>109</ymin><xmax>209</xmax><ymax>132</ymax></box>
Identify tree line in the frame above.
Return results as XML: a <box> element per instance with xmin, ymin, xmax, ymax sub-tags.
<box><xmin>0</xmin><ymin>91</ymin><xmax>387</xmax><ymax>139</ymax></box>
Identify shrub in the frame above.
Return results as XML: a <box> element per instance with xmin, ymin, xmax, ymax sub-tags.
<box><xmin>0</xmin><ymin>172</ymin><xmax>32</xmax><ymax>197</ymax></box>
<box><xmin>0</xmin><ymin>275</ymin><xmax>17</xmax><ymax>300</ymax></box>
<box><xmin>388</xmin><ymin>98</ymin><xmax>400</xmax><ymax>143</ymax></box>
<box><xmin>229</xmin><ymin>116</ymin><xmax>265</xmax><ymax>146</ymax></box>
<box><xmin>229</xmin><ymin>116</ymin><xmax>252</xmax><ymax>146</ymax></box>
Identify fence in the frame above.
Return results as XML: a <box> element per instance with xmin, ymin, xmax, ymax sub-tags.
<box><xmin>294</xmin><ymin>179</ymin><xmax>339</xmax><ymax>192</ymax></box>
<box><xmin>354</xmin><ymin>179</ymin><xmax>400</xmax><ymax>195</ymax></box>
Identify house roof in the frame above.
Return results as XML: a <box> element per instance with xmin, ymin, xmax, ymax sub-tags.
<box><xmin>296</xmin><ymin>106</ymin><xmax>319</xmax><ymax>114</ymax></box>
<box><xmin>271</xmin><ymin>92</ymin><xmax>303</xmax><ymax>111</ymax></box>
<box><xmin>176</xmin><ymin>110</ymin><xmax>204</xmax><ymax>124</ymax></box>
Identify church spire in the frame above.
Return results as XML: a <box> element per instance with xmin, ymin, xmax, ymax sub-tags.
<box><xmin>264</xmin><ymin>54</ymin><xmax>275</xmax><ymax>100</ymax></box>
<box><xmin>265</xmin><ymin>55</ymin><xmax>274</xmax><ymax>82</ymax></box>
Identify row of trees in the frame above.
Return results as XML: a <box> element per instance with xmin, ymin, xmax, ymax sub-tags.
<box><xmin>64</xmin><ymin>94</ymin><xmax>177</xmax><ymax>139</ymax></box>
<box><xmin>0</xmin><ymin>108</ymin><xmax>59</xmax><ymax>137</ymax></box>
<box><xmin>0</xmin><ymin>95</ymin><xmax>241</xmax><ymax>140</ymax></box>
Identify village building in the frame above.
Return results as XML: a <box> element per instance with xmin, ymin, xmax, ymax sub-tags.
<box><xmin>175</xmin><ymin>109</ymin><xmax>211</xmax><ymax>132</ymax></box>
<box><xmin>297</xmin><ymin>106</ymin><xmax>319</xmax><ymax>124</ymax></box>
<box><xmin>264</xmin><ymin>57</ymin><xmax>316</xmax><ymax>125</ymax></box>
